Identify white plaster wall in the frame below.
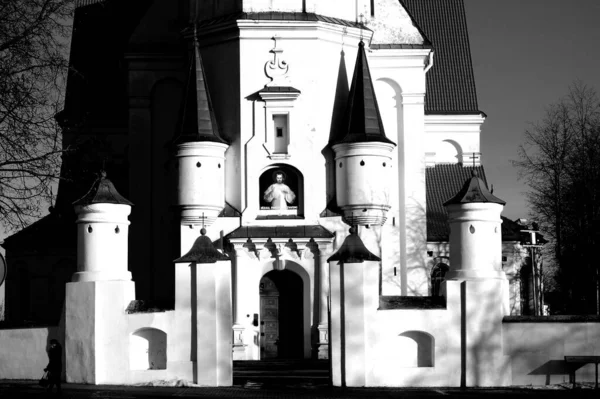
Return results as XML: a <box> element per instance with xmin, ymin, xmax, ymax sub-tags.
<box><xmin>370</xmin><ymin>48</ymin><xmax>430</xmax><ymax>296</ymax></box>
<box><xmin>0</xmin><ymin>327</ymin><xmax>60</xmax><ymax>379</ymax></box>
<box><xmin>423</xmin><ymin>114</ymin><xmax>484</xmax><ymax>166</ymax></box>
<box><xmin>504</xmin><ymin>321</ymin><xmax>600</xmax><ymax>385</ymax></box>
<box><xmin>367</xmin><ymin>282</ymin><xmax>462</xmax><ymax>387</ymax></box>
<box><xmin>238</xmin><ymin>24</ymin><xmax>365</xmax><ymax>225</ymax></box>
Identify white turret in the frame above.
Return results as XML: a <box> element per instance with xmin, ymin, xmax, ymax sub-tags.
<box><xmin>72</xmin><ymin>171</ymin><xmax>133</xmax><ymax>282</ymax></box>
<box><xmin>175</xmin><ymin>33</ymin><xmax>229</xmax><ymax>227</ymax></box>
<box><xmin>332</xmin><ymin>41</ymin><xmax>396</xmax><ymax>226</ymax></box>
<box><xmin>443</xmin><ymin>170</ymin><xmax>506</xmax><ymax>280</ymax></box>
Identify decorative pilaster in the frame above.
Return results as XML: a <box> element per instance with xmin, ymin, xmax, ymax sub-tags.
<box><xmin>317</xmin><ymin>242</ymin><xmax>333</xmax><ymax>359</ymax></box>
<box><xmin>232</xmin><ymin>242</ymin><xmax>249</xmax><ymax>360</ymax></box>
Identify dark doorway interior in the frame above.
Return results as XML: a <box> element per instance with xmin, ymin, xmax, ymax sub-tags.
<box><xmin>259</xmin><ymin>269</ymin><xmax>304</xmax><ymax>359</ymax></box>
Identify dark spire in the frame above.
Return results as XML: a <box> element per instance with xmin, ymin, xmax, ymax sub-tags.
<box><xmin>333</xmin><ymin>41</ymin><xmax>396</xmax><ymax>146</ymax></box>
<box><xmin>175</xmin><ymin>31</ymin><xmax>227</xmax><ymax>145</ymax></box>
<box><xmin>443</xmin><ymin>169</ymin><xmax>506</xmax><ymax>206</ymax></box>
<box><xmin>173</xmin><ymin>228</ymin><xmax>229</xmax><ymax>264</ymax></box>
<box><xmin>327</xmin><ymin>226</ymin><xmax>381</xmax><ymax>264</ymax></box>
<box><xmin>73</xmin><ymin>171</ymin><xmax>133</xmax><ymax>206</ymax></box>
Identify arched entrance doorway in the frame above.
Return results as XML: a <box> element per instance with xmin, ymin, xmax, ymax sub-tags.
<box><xmin>259</xmin><ymin>270</ymin><xmax>303</xmax><ymax>359</ymax></box>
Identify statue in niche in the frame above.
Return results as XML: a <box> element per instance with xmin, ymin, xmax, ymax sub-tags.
<box><xmin>263</xmin><ymin>171</ymin><xmax>296</xmax><ymax>212</ymax></box>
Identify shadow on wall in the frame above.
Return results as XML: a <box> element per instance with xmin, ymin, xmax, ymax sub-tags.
<box><xmin>528</xmin><ymin>360</ymin><xmax>572</xmax><ymax>385</ymax></box>
<box><xmin>406</xmin><ymin>201</ymin><xmax>429</xmax><ymax>296</ymax></box>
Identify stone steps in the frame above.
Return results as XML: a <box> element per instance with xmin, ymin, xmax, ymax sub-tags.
<box><xmin>233</xmin><ymin>359</ymin><xmax>330</xmax><ymax>386</ymax></box>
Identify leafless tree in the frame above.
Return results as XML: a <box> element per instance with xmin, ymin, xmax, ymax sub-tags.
<box><xmin>514</xmin><ymin>81</ymin><xmax>600</xmax><ymax>314</ymax></box>
<box><xmin>0</xmin><ymin>0</ymin><xmax>74</xmax><ymax>230</ymax></box>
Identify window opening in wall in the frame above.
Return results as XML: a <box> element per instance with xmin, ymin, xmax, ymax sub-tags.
<box><xmin>431</xmin><ymin>263</ymin><xmax>449</xmax><ymax>296</ymax></box>
<box><xmin>273</xmin><ymin>114</ymin><xmax>288</xmax><ymax>153</ymax></box>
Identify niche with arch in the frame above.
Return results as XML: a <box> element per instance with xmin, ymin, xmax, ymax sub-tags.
<box><xmin>130</xmin><ymin>328</ymin><xmax>167</xmax><ymax>370</ymax></box>
<box><xmin>258</xmin><ymin>164</ymin><xmax>304</xmax><ymax>218</ymax></box>
<box><xmin>397</xmin><ymin>330</ymin><xmax>434</xmax><ymax>367</ymax></box>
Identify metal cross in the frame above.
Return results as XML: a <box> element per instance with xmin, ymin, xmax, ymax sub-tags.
<box><xmin>468</xmin><ymin>152</ymin><xmax>479</xmax><ymax>168</ymax></box>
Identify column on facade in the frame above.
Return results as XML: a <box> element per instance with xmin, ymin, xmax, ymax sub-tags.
<box><xmin>399</xmin><ymin>92</ymin><xmax>426</xmax><ymax>295</ymax></box>
<box><xmin>232</xmin><ymin>241</ymin><xmax>248</xmax><ymax>360</ymax></box>
<box><xmin>317</xmin><ymin>241</ymin><xmax>333</xmax><ymax>359</ymax></box>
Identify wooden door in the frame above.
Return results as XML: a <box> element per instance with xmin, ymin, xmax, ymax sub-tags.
<box><xmin>260</xmin><ymin>296</ymin><xmax>279</xmax><ymax>359</ymax></box>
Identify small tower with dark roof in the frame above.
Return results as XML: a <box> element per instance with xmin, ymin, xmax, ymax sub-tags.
<box><xmin>66</xmin><ymin>171</ymin><xmax>136</xmax><ymax>384</ymax></box>
<box><xmin>332</xmin><ymin>41</ymin><xmax>396</xmax><ymax>226</ymax></box>
<box><xmin>443</xmin><ymin>170</ymin><xmax>506</xmax><ymax>280</ymax></box>
<box><xmin>174</xmin><ymin>30</ymin><xmax>229</xmax><ymax>227</ymax></box>
<box><xmin>72</xmin><ymin>171</ymin><xmax>133</xmax><ymax>282</ymax></box>
<box><xmin>327</xmin><ymin>226</ymin><xmax>381</xmax><ymax>387</ymax></box>
<box><xmin>442</xmin><ymin>169</ymin><xmax>510</xmax><ymax>387</ymax></box>
<box><xmin>172</xmin><ymin>227</ymin><xmax>233</xmax><ymax>386</ymax></box>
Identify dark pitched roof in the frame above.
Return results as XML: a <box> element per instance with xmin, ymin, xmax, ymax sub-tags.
<box><xmin>1</xmin><ymin>211</ymin><xmax>76</xmax><ymax>251</ymax></box>
<box><xmin>444</xmin><ymin>170</ymin><xmax>506</xmax><ymax>206</ymax></box>
<box><xmin>333</xmin><ymin>41</ymin><xmax>396</xmax><ymax>146</ymax></box>
<box><xmin>173</xmin><ymin>228</ymin><xmax>229</xmax><ymax>264</ymax></box>
<box><xmin>73</xmin><ymin>171</ymin><xmax>133</xmax><ymax>206</ymax></box>
<box><xmin>175</xmin><ymin>36</ymin><xmax>228</xmax><ymax>145</ymax></box>
<box><xmin>400</xmin><ymin>0</ymin><xmax>480</xmax><ymax>114</ymax></box>
<box><xmin>196</xmin><ymin>12</ymin><xmax>367</xmax><ymax>30</ymax></box>
<box><xmin>426</xmin><ymin>164</ymin><xmax>520</xmax><ymax>242</ymax></box>
<box><xmin>328</xmin><ymin>227</ymin><xmax>381</xmax><ymax>264</ymax></box>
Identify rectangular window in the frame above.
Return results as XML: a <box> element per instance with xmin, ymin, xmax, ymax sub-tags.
<box><xmin>273</xmin><ymin>114</ymin><xmax>288</xmax><ymax>153</ymax></box>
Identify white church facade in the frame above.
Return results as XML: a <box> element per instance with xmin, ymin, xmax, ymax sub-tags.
<box><xmin>1</xmin><ymin>0</ymin><xmax>600</xmax><ymax>388</ymax></box>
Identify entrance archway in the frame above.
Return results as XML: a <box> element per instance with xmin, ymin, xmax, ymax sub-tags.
<box><xmin>259</xmin><ymin>270</ymin><xmax>304</xmax><ymax>359</ymax></box>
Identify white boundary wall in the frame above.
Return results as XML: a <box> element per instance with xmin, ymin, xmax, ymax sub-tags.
<box><xmin>0</xmin><ymin>326</ymin><xmax>60</xmax><ymax>380</ymax></box>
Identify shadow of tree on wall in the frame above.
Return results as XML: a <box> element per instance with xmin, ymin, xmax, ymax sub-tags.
<box><xmin>406</xmin><ymin>200</ymin><xmax>429</xmax><ymax>296</ymax></box>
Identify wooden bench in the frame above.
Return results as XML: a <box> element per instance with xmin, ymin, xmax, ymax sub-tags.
<box><xmin>564</xmin><ymin>356</ymin><xmax>600</xmax><ymax>389</ymax></box>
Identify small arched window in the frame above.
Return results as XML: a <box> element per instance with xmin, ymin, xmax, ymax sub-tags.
<box><xmin>431</xmin><ymin>263</ymin><xmax>449</xmax><ymax>297</ymax></box>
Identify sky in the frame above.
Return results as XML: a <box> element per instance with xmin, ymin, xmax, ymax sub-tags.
<box><xmin>464</xmin><ymin>0</ymin><xmax>600</xmax><ymax>220</ymax></box>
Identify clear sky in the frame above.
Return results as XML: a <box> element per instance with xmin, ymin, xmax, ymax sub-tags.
<box><xmin>464</xmin><ymin>0</ymin><xmax>600</xmax><ymax>220</ymax></box>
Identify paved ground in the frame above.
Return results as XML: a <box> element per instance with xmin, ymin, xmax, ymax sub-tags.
<box><xmin>0</xmin><ymin>380</ymin><xmax>598</xmax><ymax>399</ymax></box>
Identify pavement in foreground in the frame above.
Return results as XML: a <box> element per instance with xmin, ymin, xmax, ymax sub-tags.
<box><xmin>0</xmin><ymin>380</ymin><xmax>598</xmax><ymax>398</ymax></box>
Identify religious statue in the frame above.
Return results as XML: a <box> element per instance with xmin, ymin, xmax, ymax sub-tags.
<box><xmin>263</xmin><ymin>171</ymin><xmax>296</xmax><ymax>212</ymax></box>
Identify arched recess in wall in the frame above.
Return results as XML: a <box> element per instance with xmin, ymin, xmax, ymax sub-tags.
<box><xmin>258</xmin><ymin>164</ymin><xmax>304</xmax><ymax>218</ymax></box>
<box><xmin>374</xmin><ymin>77</ymin><xmax>402</xmax><ymax>213</ymax></box>
<box><xmin>130</xmin><ymin>328</ymin><xmax>167</xmax><ymax>370</ymax></box>
<box><xmin>437</xmin><ymin>139</ymin><xmax>463</xmax><ymax>164</ymax></box>
<box><xmin>397</xmin><ymin>330</ymin><xmax>434</xmax><ymax>367</ymax></box>
<box><xmin>431</xmin><ymin>260</ymin><xmax>449</xmax><ymax>297</ymax></box>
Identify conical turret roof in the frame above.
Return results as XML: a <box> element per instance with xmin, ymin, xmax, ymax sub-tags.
<box><xmin>333</xmin><ymin>41</ymin><xmax>396</xmax><ymax>146</ymax></box>
<box><xmin>173</xmin><ymin>228</ymin><xmax>229</xmax><ymax>264</ymax></box>
<box><xmin>328</xmin><ymin>227</ymin><xmax>381</xmax><ymax>264</ymax></box>
<box><xmin>175</xmin><ymin>35</ymin><xmax>227</xmax><ymax>145</ymax></box>
<box><xmin>73</xmin><ymin>171</ymin><xmax>133</xmax><ymax>206</ymax></box>
<box><xmin>443</xmin><ymin>169</ymin><xmax>505</xmax><ymax>206</ymax></box>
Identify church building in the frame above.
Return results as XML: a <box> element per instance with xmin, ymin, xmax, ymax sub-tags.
<box><xmin>2</xmin><ymin>0</ymin><xmax>598</xmax><ymax>389</ymax></box>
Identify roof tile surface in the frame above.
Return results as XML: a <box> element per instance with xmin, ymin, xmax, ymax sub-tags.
<box><xmin>401</xmin><ymin>0</ymin><xmax>480</xmax><ymax>114</ymax></box>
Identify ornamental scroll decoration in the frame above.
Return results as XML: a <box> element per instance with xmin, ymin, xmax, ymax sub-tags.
<box><xmin>264</xmin><ymin>36</ymin><xmax>290</xmax><ymax>86</ymax></box>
